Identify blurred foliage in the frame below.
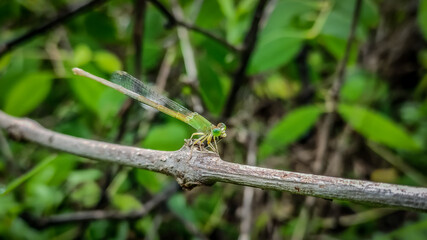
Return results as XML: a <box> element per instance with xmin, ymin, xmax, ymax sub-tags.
<box><xmin>0</xmin><ymin>0</ymin><xmax>427</xmax><ymax>239</ymax></box>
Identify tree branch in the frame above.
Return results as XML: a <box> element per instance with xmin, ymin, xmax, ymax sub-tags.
<box><xmin>0</xmin><ymin>0</ymin><xmax>107</xmax><ymax>58</ymax></box>
<box><xmin>147</xmin><ymin>0</ymin><xmax>240</xmax><ymax>52</ymax></box>
<box><xmin>0</xmin><ymin>110</ymin><xmax>426</xmax><ymax>212</ymax></box>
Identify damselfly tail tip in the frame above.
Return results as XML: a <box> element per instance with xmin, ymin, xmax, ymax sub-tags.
<box><xmin>72</xmin><ymin>67</ymin><xmax>84</xmax><ymax>76</ymax></box>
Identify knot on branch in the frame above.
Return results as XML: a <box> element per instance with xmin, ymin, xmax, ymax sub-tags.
<box><xmin>172</xmin><ymin>147</ymin><xmax>218</xmax><ymax>190</ymax></box>
<box><xmin>6</xmin><ymin>124</ymin><xmax>24</xmax><ymax>141</ymax></box>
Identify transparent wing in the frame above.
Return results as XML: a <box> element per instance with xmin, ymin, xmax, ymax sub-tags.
<box><xmin>110</xmin><ymin>71</ymin><xmax>193</xmax><ymax>116</ymax></box>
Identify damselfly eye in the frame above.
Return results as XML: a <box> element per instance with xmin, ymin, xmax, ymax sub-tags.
<box><xmin>212</xmin><ymin>128</ymin><xmax>221</xmax><ymax>137</ymax></box>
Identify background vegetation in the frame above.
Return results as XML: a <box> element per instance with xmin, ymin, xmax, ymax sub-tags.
<box><xmin>1</xmin><ymin>0</ymin><xmax>427</xmax><ymax>239</ymax></box>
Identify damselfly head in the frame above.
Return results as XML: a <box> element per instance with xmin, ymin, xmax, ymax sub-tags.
<box><xmin>212</xmin><ymin>123</ymin><xmax>227</xmax><ymax>138</ymax></box>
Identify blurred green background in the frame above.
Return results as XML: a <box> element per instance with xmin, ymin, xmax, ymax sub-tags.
<box><xmin>1</xmin><ymin>0</ymin><xmax>427</xmax><ymax>239</ymax></box>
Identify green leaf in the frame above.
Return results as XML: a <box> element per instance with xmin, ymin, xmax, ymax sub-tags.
<box><xmin>195</xmin><ymin>0</ymin><xmax>224</xmax><ymax>28</ymax></box>
<box><xmin>0</xmin><ymin>155</ymin><xmax>57</xmax><ymax>196</ymax></box>
<box><xmin>261</xmin><ymin>0</ymin><xmax>313</xmax><ymax>36</ymax></box>
<box><xmin>98</xmin><ymin>88</ymin><xmax>126</xmax><ymax>124</ymax></box>
<box><xmin>198</xmin><ymin>59</ymin><xmax>228</xmax><ymax>115</ymax></box>
<box><xmin>338</xmin><ymin>104</ymin><xmax>420</xmax><ymax>151</ymax></box>
<box><xmin>107</xmin><ymin>169</ymin><xmax>129</xmax><ymax>197</ymax></box>
<box><xmin>254</xmin><ymin>74</ymin><xmax>301</xmax><ymax>100</ymax></box>
<box><xmin>94</xmin><ymin>50</ymin><xmax>122</xmax><ymax>74</ymax></box>
<box><xmin>68</xmin><ymin>69</ymin><xmax>105</xmax><ymax>114</ymax></box>
<box><xmin>25</xmin><ymin>184</ymin><xmax>64</xmax><ymax>215</ymax></box>
<box><xmin>318</xmin><ymin>35</ymin><xmax>358</xmax><ymax>62</ymax></box>
<box><xmin>167</xmin><ymin>193</ymin><xmax>196</xmax><ymax>223</ymax></box>
<box><xmin>70</xmin><ymin>181</ymin><xmax>101</xmax><ymax>208</ymax></box>
<box><xmin>0</xmin><ymin>53</ymin><xmax>11</xmax><ymax>71</ymax></box>
<box><xmin>67</xmin><ymin>169</ymin><xmax>103</xmax><ymax>189</ymax></box>
<box><xmin>259</xmin><ymin>105</ymin><xmax>324</xmax><ymax>159</ymax></box>
<box><xmin>112</xmin><ymin>194</ymin><xmax>142</xmax><ymax>212</ymax></box>
<box><xmin>4</xmin><ymin>72</ymin><xmax>53</xmax><ymax>116</ymax></box>
<box><xmin>0</xmin><ymin>51</ymin><xmax>41</xmax><ymax>105</ymax></box>
<box><xmin>142</xmin><ymin>40</ymin><xmax>163</xmax><ymax>71</ymax></box>
<box><xmin>248</xmin><ymin>33</ymin><xmax>302</xmax><ymax>74</ymax></box>
<box><xmin>142</xmin><ymin>121</ymin><xmax>190</xmax><ymax>151</ymax></box>
<box><xmin>340</xmin><ymin>71</ymin><xmax>388</xmax><ymax>104</ymax></box>
<box><xmin>418</xmin><ymin>0</ymin><xmax>427</xmax><ymax>40</ymax></box>
<box><xmin>144</xmin><ymin>6</ymin><xmax>164</xmax><ymax>40</ymax></box>
<box><xmin>218</xmin><ymin>0</ymin><xmax>235</xmax><ymax>19</ymax></box>
<box><xmin>321</xmin><ymin>8</ymin><xmax>352</xmax><ymax>39</ymax></box>
<box><xmin>134</xmin><ymin>169</ymin><xmax>163</xmax><ymax>194</ymax></box>
<box><xmin>193</xmin><ymin>192</ymin><xmax>225</xmax><ymax>233</ymax></box>
<box><xmin>386</xmin><ymin>217</ymin><xmax>427</xmax><ymax>239</ymax></box>
<box><xmin>46</xmin><ymin>154</ymin><xmax>77</xmax><ymax>186</ymax></box>
<box><xmin>73</xmin><ymin>44</ymin><xmax>93</xmax><ymax>67</ymax></box>
<box><xmin>84</xmin><ymin>12</ymin><xmax>117</xmax><ymax>42</ymax></box>
<box><xmin>0</xmin><ymin>1</ymin><xmax>20</xmax><ymax>25</ymax></box>
<box><xmin>359</xmin><ymin>0</ymin><xmax>380</xmax><ymax>29</ymax></box>
<box><xmin>0</xmin><ymin>195</ymin><xmax>20</xmax><ymax>217</ymax></box>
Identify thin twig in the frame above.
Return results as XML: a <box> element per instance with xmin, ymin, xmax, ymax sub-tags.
<box><xmin>45</xmin><ymin>30</ymin><xmax>67</xmax><ymax>77</ymax></box>
<box><xmin>24</xmin><ymin>183</ymin><xmax>179</xmax><ymax>228</ymax></box>
<box><xmin>132</xmin><ymin>48</ymin><xmax>176</xmax><ymax>144</ymax></box>
<box><xmin>147</xmin><ymin>0</ymin><xmax>240</xmax><ymax>52</ymax></box>
<box><xmin>171</xmin><ymin>0</ymin><xmax>198</xmax><ymax>85</ymax></box>
<box><xmin>115</xmin><ymin>0</ymin><xmax>147</xmax><ymax>143</ymax></box>
<box><xmin>324</xmin><ymin>124</ymin><xmax>352</xmax><ymax>177</ymax></box>
<box><xmin>155</xmin><ymin>47</ymin><xmax>175</xmax><ymax>92</ymax></box>
<box><xmin>294</xmin><ymin>2</ymin><xmax>363</xmax><ymax>239</ymax></box>
<box><xmin>321</xmin><ymin>208</ymin><xmax>396</xmax><ymax>229</ymax></box>
<box><xmin>0</xmin><ymin>0</ymin><xmax>107</xmax><ymax>58</ymax></box>
<box><xmin>313</xmin><ymin>0</ymin><xmax>362</xmax><ymax>173</ymax></box>
<box><xmin>238</xmin><ymin>132</ymin><xmax>258</xmax><ymax>240</ymax></box>
<box><xmin>1</xmin><ymin>110</ymin><xmax>426</xmax><ymax>212</ymax></box>
<box><xmin>222</xmin><ymin>0</ymin><xmax>270</xmax><ymax>118</ymax></box>
<box><xmin>171</xmin><ymin>0</ymin><xmax>204</xmax><ymax>113</ymax></box>
<box><xmin>368</xmin><ymin>142</ymin><xmax>427</xmax><ymax>186</ymax></box>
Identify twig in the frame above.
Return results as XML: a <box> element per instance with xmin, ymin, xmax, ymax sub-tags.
<box><xmin>238</xmin><ymin>133</ymin><xmax>258</xmax><ymax>240</ymax></box>
<box><xmin>155</xmin><ymin>47</ymin><xmax>175</xmax><ymax>92</ymax></box>
<box><xmin>313</xmin><ymin>0</ymin><xmax>362</xmax><ymax>173</ymax></box>
<box><xmin>222</xmin><ymin>0</ymin><xmax>270</xmax><ymax>118</ymax></box>
<box><xmin>291</xmin><ymin>207</ymin><xmax>309</xmax><ymax>240</ymax></box>
<box><xmin>294</xmin><ymin>2</ymin><xmax>363</xmax><ymax>239</ymax></box>
<box><xmin>132</xmin><ymin>47</ymin><xmax>176</xmax><ymax>144</ymax></box>
<box><xmin>25</xmin><ymin>182</ymin><xmax>179</xmax><ymax>228</ymax></box>
<box><xmin>171</xmin><ymin>0</ymin><xmax>198</xmax><ymax>85</ymax></box>
<box><xmin>115</xmin><ymin>0</ymin><xmax>147</xmax><ymax>143</ymax></box>
<box><xmin>171</xmin><ymin>0</ymin><xmax>204</xmax><ymax>113</ymax></box>
<box><xmin>321</xmin><ymin>208</ymin><xmax>396</xmax><ymax>229</ymax></box>
<box><xmin>368</xmin><ymin>142</ymin><xmax>427</xmax><ymax>186</ymax></box>
<box><xmin>324</xmin><ymin>124</ymin><xmax>352</xmax><ymax>177</ymax></box>
<box><xmin>1</xmin><ymin>110</ymin><xmax>426</xmax><ymax>212</ymax></box>
<box><xmin>147</xmin><ymin>0</ymin><xmax>240</xmax><ymax>52</ymax></box>
<box><xmin>0</xmin><ymin>0</ymin><xmax>107</xmax><ymax>58</ymax></box>
<box><xmin>45</xmin><ymin>30</ymin><xmax>67</xmax><ymax>77</ymax></box>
